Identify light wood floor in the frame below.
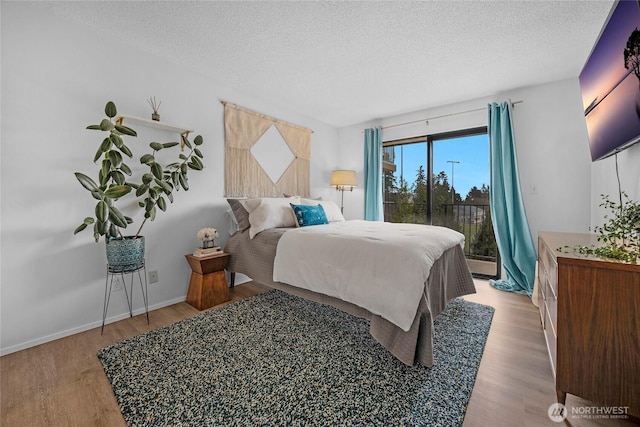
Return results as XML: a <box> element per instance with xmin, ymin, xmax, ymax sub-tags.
<box><xmin>1</xmin><ymin>280</ymin><xmax>638</xmax><ymax>426</ymax></box>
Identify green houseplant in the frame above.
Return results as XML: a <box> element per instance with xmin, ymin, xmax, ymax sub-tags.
<box><xmin>73</xmin><ymin>101</ymin><xmax>204</xmax><ymax>269</ymax></box>
<box><xmin>561</xmin><ymin>193</ymin><xmax>640</xmax><ymax>264</ymax></box>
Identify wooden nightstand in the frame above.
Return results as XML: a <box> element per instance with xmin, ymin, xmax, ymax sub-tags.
<box><xmin>184</xmin><ymin>252</ymin><xmax>230</xmax><ymax>310</ymax></box>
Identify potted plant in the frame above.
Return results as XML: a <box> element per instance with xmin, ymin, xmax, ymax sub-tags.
<box><xmin>73</xmin><ymin>101</ymin><xmax>205</xmax><ymax>271</ymax></box>
<box><xmin>561</xmin><ymin>192</ymin><xmax>640</xmax><ymax>264</ymax></box>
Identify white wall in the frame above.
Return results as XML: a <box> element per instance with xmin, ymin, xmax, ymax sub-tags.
<box><xmin>590</xmin><ymin>144</ymin><xmax>640</xmax><ymax>227</ymax></box>
<box><xmin>338</xmin><ymin>78</ymin><xmax>595</xmax><ymax>246</ymax></box>
<box><xmin>4</xmin><ymin>3</ymin><xmax>638</xmax><ymax>356</ymax></box>
<box><xmin>0</xmin><ymin>3</ymin><xmax>339</xmax><ymax>355</ymax></box>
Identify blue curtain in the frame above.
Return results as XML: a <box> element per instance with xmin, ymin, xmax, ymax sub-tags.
<box><xmin>364</xmin><ymin>127</ymin><xmax>383</xmax><ymax>221</ymax></box>
<box><xmin>488</xmin><ymin>102</ymin><xmax>536</xmax><ymax>296</ymax></box>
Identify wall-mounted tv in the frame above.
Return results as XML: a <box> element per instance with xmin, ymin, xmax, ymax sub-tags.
<box><xmin>579</xmin><ymin>0</ymin><xmax>640</xmax><ymax>161</ymax></box>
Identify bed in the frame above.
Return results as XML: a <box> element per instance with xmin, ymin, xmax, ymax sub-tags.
<box><xmin>224</xmin><ymin>197</ymin><xmax>476</xmax><ymax>366</ymax></box>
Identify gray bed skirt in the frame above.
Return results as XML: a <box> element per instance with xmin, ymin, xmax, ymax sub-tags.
<box><xmin>225</xmin><ymin>227</ymin><xmax>476</xmax><ymax>366</ymax></box>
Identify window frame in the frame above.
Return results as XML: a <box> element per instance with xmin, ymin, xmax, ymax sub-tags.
<box><xmin>383</xmin><ymin>126</ymin><xmax>488</xmax><ymax>225</ymax></box>
<box><xmin>382</xmin><ymin>126</ymin><xmax>499</xmax><ymax>279</ymax></box>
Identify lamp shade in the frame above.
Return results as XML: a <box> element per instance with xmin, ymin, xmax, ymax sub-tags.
<box><xmin>330</xmin><ymin>170</ymin><xmax>357</xmax><ymax>188</ymax></box>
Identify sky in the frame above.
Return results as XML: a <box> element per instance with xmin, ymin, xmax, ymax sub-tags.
<box><xmin>391</xmin><ymin>133</ymin><xmax>490</xmax><ymax>198</ymax></box>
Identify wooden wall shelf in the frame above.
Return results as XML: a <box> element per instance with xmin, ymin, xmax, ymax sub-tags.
<box><xmin>115</xmin><ymin>115</ymin><xmax>193</xmax><ymax>149</ymax></box>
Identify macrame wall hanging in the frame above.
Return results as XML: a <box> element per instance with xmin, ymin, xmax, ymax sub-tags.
<box><xmin>223</xmin><ymin>101</ymin><xmax>312</xmax><ymax>197</ymax></box>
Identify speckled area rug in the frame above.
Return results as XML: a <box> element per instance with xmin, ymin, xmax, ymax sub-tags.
<box><xmin>98</xmin><ymin>290</ymin><xmax>494</xmax><ymax>427</ymax></box>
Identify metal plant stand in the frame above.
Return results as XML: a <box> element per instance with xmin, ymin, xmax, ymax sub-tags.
<box><xmin>102</xmin><ymin>260</ymin><xmax>149</xmax><ymax>334</ymax></box>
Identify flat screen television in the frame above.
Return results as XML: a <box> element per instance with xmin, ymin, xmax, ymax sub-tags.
<box><xmin>579</xmin><ymin>0</ymin><xmax>640</xmax><ymax>161</ymax></box>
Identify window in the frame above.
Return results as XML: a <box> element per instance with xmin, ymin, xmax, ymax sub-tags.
<box><xmin>382</xmin><ymin>127</ymin><xmax>499</xmax><ymax>278</ymax></box>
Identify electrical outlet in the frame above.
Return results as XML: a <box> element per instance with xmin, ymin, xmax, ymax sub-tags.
<box><xmin>148</xmin><ymin>270</ymin><xmax>159</xmax><ymax>284</ymax></box>
<box><xmin>112</xmin><ymin>277</ymin><xmax>124</xmax><ymax>292</ymax></box>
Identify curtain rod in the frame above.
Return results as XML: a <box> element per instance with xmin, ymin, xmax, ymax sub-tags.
<box><xmin>220</xmin><ymin>100</ymin><xmax>314</xmax><ymax>134</ymax></box>
<box><xmin>367</xmin><ymin>100</ymin><xmax>523</xmax><ymax>132</ymax></box>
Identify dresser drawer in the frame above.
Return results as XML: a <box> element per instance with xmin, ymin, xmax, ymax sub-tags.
<box><xmin>545</xmin><ymin>274</ymin><xmax>558</xmax><ymax>335</ymax></box>
<box><xmin>539</xmin><ymin>286</ymin><xmax>547</xmax><ymax>328</ymax></box>
<box><xmin>538</xmin><ymin>234</ymin><xmax>558</xmax><ymax>378</ymax></box>
<box><xmin>544</xmin><ymin>304</ymin><xmax>557</xmax><ymax>376</ymax></box>
<box><xmin>537</xmin><ymin>260</ymin><xmax>546</xmax><ymax>326</ymax></box>
<box><xmin>542</xmin><ymin>245</ymin><xmax>558</xmax><ymax>297</ymax></box>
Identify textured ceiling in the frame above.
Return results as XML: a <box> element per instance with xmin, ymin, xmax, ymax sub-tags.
<box><xmin>51</xmin><ymin>1</ymin><xmax>614</xmax><ymax>128</ymax></box>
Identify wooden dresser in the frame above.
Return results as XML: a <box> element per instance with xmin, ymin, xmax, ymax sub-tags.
<box><xmin>538</xmin><ymin>232</ymin><xmax>639</xmax><ymax>417</ymax></box>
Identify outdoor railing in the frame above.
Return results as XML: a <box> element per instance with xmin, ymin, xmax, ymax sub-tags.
<box><xmin>383</xmin><ymin>201</ymin><xmax>498</xmax><ymax>263</ymax></box>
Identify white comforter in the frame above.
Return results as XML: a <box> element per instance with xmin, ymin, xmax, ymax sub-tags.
<box><xmin>273</xmin><ymin>220</ymin><xmax>465</xmax><ymax>331</ymax></box>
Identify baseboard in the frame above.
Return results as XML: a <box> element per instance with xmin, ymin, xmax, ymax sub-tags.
<box><xmin>0</xmin><ymin>296</ymin><xmax>187</xmax><ymax>356</ymax></box>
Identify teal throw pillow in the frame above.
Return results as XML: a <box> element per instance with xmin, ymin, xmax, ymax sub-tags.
<box><xmin>290</xmin><ymin>203</ymin><xmax>329</xmax><ymax>227</ymax></box>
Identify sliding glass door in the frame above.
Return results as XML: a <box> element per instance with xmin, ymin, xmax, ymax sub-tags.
<box><xmin>382</xmin><ymin>127</ymin><xmax>499</xmax><ymax>278</ymax></box>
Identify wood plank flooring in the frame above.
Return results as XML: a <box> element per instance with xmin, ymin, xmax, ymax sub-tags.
<box><xmin>1</xmin><ymin>280</ymin><xmax>637</xmax><ymax>426</ymax></box>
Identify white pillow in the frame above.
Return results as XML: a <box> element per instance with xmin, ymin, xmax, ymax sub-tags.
<box><xmin>240</xmin><ymin>197</ymin><xmax>300</xmax><ymax>239</ymax></box>
<box><xmin>300</xmin><ymin>199</ymin><xmax>345</xmax><ymax>222</ymax></box>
